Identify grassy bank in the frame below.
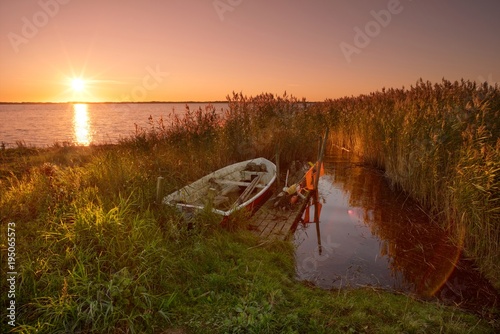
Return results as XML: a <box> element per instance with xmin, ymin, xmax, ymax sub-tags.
<box><xmin>1</xmin><ymin>93</ymin><xmax>497</xmax><ymax>332</ymax></box>
<box><xmin>322</xmin><ymin>80</ymin><xmax>500</xmax><ymax>290</ymax></box>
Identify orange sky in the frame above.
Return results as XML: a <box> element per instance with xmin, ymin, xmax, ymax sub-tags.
<box><xmin>0</xmin><ymin>0</ymin><xmax>499</xmax><ymax>102</ymax></box>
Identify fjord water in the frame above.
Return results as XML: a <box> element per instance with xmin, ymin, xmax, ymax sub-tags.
<box><xmin>294</xmin><ymin>148</ymin><xmax>498</xmax><ymax>312</ymax></box>
<box><xmin>0</xmin><ymin>102</ymin><xmax>227</xmax><ymax>147</ymax></box>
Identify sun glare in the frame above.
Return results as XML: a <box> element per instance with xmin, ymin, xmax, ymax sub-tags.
<box><xmin>71</xmin><ymin>78</ymin><xmax>85</xmax><ymax>92</ymax></box>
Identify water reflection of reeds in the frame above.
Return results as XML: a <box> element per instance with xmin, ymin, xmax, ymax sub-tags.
<box><xmin>324</xmin><ymin>149</ymin><xmax>461</xmax><ymax>297</ymax></box>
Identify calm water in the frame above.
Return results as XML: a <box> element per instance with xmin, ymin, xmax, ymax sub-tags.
<box><xmin>0</xmin><ymin>102</ymin><xmax>228</xmax><ymax>148</ymax></box>
<box><xmin>294</xmin><ymin>148</ymin><xmax>498</xmax><ymax>312</ymax></box>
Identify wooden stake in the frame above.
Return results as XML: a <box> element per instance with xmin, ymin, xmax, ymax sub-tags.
<box><xmin>275</xmin><ymin>146</ymin><xmax>280</xmax><ymax>189</ymax></box>
<box><xmin>314</xmin><ymin>128</ymin><xmax>329</xmax><ymax>223</ymax></box>
<box><xmin>313</xmin><ymin>128</ymin><xmax>329</xmax><ymax>193</ymax></box>
<box><xmin>156</xmin><ymin>176</ymin><xmax>164</xmax><ymax>203</ymax></box>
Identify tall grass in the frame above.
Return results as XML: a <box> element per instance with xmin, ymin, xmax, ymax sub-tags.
<box><xmin>130</xmin><ymin>93</ymin><xmax>323</xmax><ymax>177</ymax></box>
<box><xmin>323</xmin><ymin>79</ymin><xmax>500</xmax><ymax>288</ymax></box>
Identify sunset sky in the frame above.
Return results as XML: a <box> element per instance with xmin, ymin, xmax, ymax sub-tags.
<box><xmin>1</xmin><ymin>0</ymin><xmax>499</xmax><ymax>102</ymax></box>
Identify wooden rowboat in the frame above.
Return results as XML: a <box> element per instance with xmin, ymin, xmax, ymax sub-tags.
<box><xmin>163</xmin><ymin>157</ymin><xmax>276</xmax><ymax>216</ymax></box>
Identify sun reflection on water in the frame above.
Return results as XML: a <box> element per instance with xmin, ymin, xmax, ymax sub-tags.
<box><xmin>73</xmin><ymin>103</ymin><xmax>91</xmax><ymax>145</ymax></box>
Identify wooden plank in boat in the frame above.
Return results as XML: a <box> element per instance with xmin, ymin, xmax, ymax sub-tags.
<box><xmin>234</xmin><ymin>174</ymin><xmax>263</xmax><ymax>206</ymax></box>
<box><xmin>210</xmin><ymin>178</ymin><xmax>265</xmax><ymax>188</ymax></box>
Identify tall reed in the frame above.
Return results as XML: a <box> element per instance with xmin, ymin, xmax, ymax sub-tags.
<box><xmin>129</xmin><ymin>92</ymin><xmax>323</xmax><ymax>178</ymax></box>
<box><xmin>323</xmin><ymin>79</ymin><xmax>500</xmax><ymax>288</ymax></box>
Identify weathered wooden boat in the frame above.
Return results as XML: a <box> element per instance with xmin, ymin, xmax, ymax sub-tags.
<box><xmin>163</xmin><ymin>157</ymin><xmax>277</xmax><ymax>216</ymax></box>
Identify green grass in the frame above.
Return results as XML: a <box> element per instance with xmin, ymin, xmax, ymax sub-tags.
<box><xmin>1</xmin><ymin>91</ymin><xmax>498</xmax><ymax>333</ymax></box>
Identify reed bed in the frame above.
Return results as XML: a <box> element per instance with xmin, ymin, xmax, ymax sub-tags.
<box><xmin>130</xmin><ymin>92</ymin><xmax>323</xmax><ymax>178</ymax></box>
<box><xmin>323</xmin><ymin>79</ymin><xmax>500</xmax><ymax>288</ymax></box>
<box><xmin>0</xmin><ymin>91</ymin><xmax>497</xmax><ymax>332</ymax></box>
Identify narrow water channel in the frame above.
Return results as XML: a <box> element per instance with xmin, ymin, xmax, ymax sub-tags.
<box><xmin>294</xmin><ymin>148</ymin><xmax>498</xmax><ymax>316</ymax></box>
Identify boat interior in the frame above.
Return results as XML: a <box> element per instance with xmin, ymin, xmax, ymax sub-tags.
<box><xmin>167</xmin><ymin>161</ymin><xmax>274</xmax><ymax>213</ymax></box>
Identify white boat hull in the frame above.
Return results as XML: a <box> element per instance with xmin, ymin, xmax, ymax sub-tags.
<box><xmin>163</xmin><ymin>157</ymin><xmax>276</xmax><ymax>216</ymax></box>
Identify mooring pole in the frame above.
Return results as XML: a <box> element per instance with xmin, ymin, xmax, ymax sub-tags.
<box><xmin>314</xmin><ymin>128</ymin><xmax>329</xmax><ymax>254</ymax></box>
<box><xmin>156</xmin><ymin>176</ymin><xmax>164</xmax><ymax>204</ymax></box>
<box><xmin>314</xmin><ymin>128</ymin><xmax>328</xmax><ymax>222</ymax></box>
<box><xmin>275</xmin><ymin>144</ymin><xmax>280</xmax><ymax>190</ymax></box>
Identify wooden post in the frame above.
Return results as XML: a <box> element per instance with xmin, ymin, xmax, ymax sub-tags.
<box><xmin>314</xmin><ymin>128</ymin><xmax>329</xmax><ymax>191</ymax></box>
<box><xmin>314</xmin><ymin>128</ymin><xmax>328</xmax><ymax>222</ymax></box>
<box><xmin>314</xmin><ymin>128</ymin><xmax>328</xmax><ymax>254</ymax></box>
<box><xmin>156</xmin><ymin>176</ymin><xmax>164</xmax><ymax>204</ymax></box>
<box><xmin>275</xmin><ymin>145</ymin><xmax>280</xmax><ymax>189</ymax></box>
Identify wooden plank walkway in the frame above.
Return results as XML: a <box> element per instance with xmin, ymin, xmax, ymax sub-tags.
<box><xmin>249</xmin><ymin>130</ymin><xmax>328</xmax><ymax>240</ymax></box>
<box><xmin>248</xmin><ymin>162</ymin><xmax>312</xmax><ymax>240</ymax></box>
<box><xmin>249</xmin><ymin>192</ymin><xmax>310</xmax><ymax>240</ymax></box>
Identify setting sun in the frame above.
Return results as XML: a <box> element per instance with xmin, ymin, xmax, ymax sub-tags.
<box><xmin>71</xmin><ymin>78</ymin><xmax>85</xmax><ymax>92</ymax></box>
